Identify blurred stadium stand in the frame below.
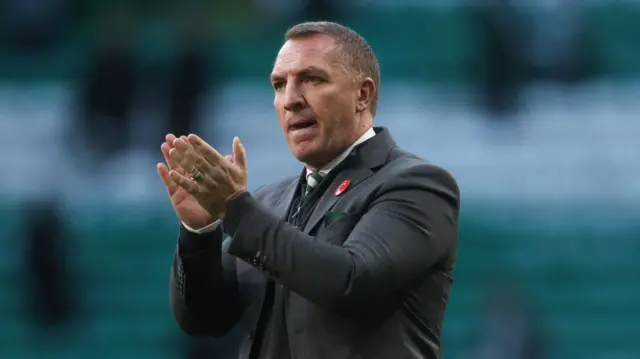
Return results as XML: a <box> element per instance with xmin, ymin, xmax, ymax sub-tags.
<box><xmin>0</xmin><ymin>1</ymin><xmax>639</xmax><ymax>359</ymax></box>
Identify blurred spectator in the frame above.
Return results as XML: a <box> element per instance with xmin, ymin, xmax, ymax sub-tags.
<box><xmin>167</xmin><ymin>8</ymin><xmax>213</xmax><ymax>137</ymax></box>
<box><xmin>253</xmin><ymin>0</ymin><xmax>344</xmax><ymax>22</ymax></box>
<box><xmin>525</xmin><ymin>0</ymin><xmax>590</xmax><ymax>82</ymax></box>
<box><xmin>77</xmin><ymin>6</ymin><xmax>137</xmax><ymax>166</ymax></box>
<box><xmin>252</xmin><ymin>0</ymin><xmax>304</xmax><ymax>20</ymax></box>
<box><xmin>472</xmin><ymin>286</ymin><xmax>547</xmax><ymax>359</ymax></box>
<box><xmin>475</xmin><ymin>0</ymin><xmax>527</xmax><ymax>117</ymax></box>
<box><xmin>23</xmin><ymin>199</ymin><xmax>76</xmax><ymax>329</ymax></box>
<box><xmin>302</xmin><ymin>0</ymin><xmax>341</xmax><ymax>22</ymax></box>
<box><xmin>0</xmin><ymin>0</ymin><xmax>68</xmax><ymax>52</ymax></box>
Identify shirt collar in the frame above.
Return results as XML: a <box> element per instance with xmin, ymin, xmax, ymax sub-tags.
<box><xmin>305</xmin><ymin>127</ymin><xmax>376</xmax><ymax>179</ymax></box>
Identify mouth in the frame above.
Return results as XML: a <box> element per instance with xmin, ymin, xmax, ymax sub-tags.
<box><xmin>288</xmin><ymin>118</ymin><xmax>318</xmax><ymax>132</ymax></box>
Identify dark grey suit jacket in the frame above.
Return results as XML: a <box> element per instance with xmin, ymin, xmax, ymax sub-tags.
<box><xmin>170</xmin><ymin>127</ymin><xmax>460</xmax><ymax>359</ymax></box>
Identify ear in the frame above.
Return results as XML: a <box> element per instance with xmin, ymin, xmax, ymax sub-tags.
<box><xmin>355</xmin><ymin>77</ymin><xmax>376</xmax><ymax>113</ymax></box>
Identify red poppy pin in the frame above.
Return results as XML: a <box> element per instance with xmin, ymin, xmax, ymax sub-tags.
<box><xmin>335</xmin><ymin>179</ymin><xmax>351</xmax><ymax>196</ymax></box>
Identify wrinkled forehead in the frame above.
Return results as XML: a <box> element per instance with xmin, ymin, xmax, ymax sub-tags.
<box><xmin>271</xmin><ymin>35</ymin><xmax>341</xmax><ymax>77</ymax></box>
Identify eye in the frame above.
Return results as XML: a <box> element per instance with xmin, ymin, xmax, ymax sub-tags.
<box><xmin>272</xmin><ymin>81</ymin><xmax>285</xmax><ymax>91</ymax></box>
<box><xmin>304</xmin><ymin>76</ymin><xmax>323</xmax><ymax>84</ymax></box>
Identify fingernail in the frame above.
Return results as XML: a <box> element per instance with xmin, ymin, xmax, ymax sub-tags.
<box><xmin>188</xmin><ymin>134</ymin><xmax>199</xmax><ymax>144</ymax></box>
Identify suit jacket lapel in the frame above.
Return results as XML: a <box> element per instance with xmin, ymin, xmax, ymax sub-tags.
<box><xmin>303</xmin><ymin>127</ymin><xmax>396</xmax><ymax>234</ymax></box>
<box><xmin>274</xmin><ymin>177</ymin><xmax>299</xmax><ymax>218</ymax></box>
<box><xmin>303</xmin><ymin>165</ymin><xmax>372</xmax><ymax>234</ymax></box>
<box><xmin>246</xmin><ymin>177</ymin><xmax>298</xmax><ymax>306</ymax></box>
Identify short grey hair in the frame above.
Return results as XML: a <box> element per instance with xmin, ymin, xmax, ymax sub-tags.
<box><xmin>285</xmin><ymin>21</ymin><xmax>380</xmax><ymax>116</ymax></box>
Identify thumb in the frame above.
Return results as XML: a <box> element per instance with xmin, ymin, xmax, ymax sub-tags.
<box><xmin>232</xmin><ymin>137</ymin><xmax>247</xmax><ymax>170</ymax></box>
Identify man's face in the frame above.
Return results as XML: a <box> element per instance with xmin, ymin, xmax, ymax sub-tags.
<box><xmin>270</xmin><ymin>35</ymin><xmax>366</xmax><ymax>169</ymax></box>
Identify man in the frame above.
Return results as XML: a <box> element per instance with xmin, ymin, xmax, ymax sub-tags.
<box><xmin>158</xmin><ymin>21</ymin><xmax>460</xmax><ymax>359</ymax></box>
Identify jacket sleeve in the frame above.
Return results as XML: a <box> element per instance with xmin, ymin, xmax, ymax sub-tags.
<box><xmin>222</xmin><ymin>164</ymin><xmax>460</xmax><ymax>314</ymax></box>
<box><xmin>170</xmin><ymin>223</ymin><xmax>241</xmax><ymax>336</ymax></box>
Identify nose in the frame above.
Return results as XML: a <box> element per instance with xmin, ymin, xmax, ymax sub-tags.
<box><xmin>283</xmin><ymin>82</ymin><xmax>305</xmax><ymax>112</ymax></box>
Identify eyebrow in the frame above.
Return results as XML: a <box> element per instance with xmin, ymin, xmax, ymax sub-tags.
<box><xmin>270</xmin><ymin>66</ymin><xmax>329</xmax><ymax>82</ymax></box>
<box><xmin>300</xmin><ymin>66</ymin><xmax>329</xmax><ymax>77</ymax></box>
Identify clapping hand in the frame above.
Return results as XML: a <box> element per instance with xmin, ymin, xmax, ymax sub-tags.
<box><xmin>167</xmin><ymin>134</ymin><xmax>248</xmax><ymax>220</ymax></box>
<box><xmin>157</xmin><ymin>134</ymin><xmax>214</xmax><ymax>229</ymax></box>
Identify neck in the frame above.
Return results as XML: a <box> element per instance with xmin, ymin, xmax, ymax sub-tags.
<box><xmin>305</xmin><ymin>156</ymin><xmax>335</xmax><ymax>173</ymax></box>
<box><xmin>304</xmin><ymin>123</ymin><xmax>373</xmax><ymax>172</ymax></box>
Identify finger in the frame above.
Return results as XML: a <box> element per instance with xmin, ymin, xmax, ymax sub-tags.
<box><xmin>161</xmin><ymin>142</ymin><xmax>179</xmax><ymax>171</ymax></box>
<box><xmin>175</xmin><ymin>135</ymin><xmax>191</xmax><ymax>146</ymax></box>
<box><xmin>171</xmin><ymin>135</ymin><xmax>192</xmax><ymax>150</ymax></box>
<box><xmin>165</xmin><ymin>134</ymin><xmax>177</xmax><ymax>147</ymax></box>
<box><xmin>169</xmin><ymin>170</ymin><xmax>200</xmax><ymax>196</ymax></box>
<box><xmin>157</xmin><ymin>163</ymin><xmax>178</xmax><ymax>194</ymax></box>
<box><xmin>232</xmin><ymin>137</ymin><xmax>248</xmax><ymax>171</ymax></box>
<box><xmin>170</xmin><ymin>137</ymin><xmax>199</xmax><ymax>171</ymax></box>
<box><xmin>169</xmin><ymin>146</ymin><xmax>193</xmax><ymax>172</ymax></box>
<box><xmin>225</xmin><ymin>155</ymin><xmax>233</xmax><ymax>163</ymax></box>
<box><xmin>170</xmin><ymin>139</ymin><xmax>220</xmax><ymax>184</ymax></box>
<box><xmin>187</xmin><ymin>134</ymin><xmax>225</xmax><ymax>165</ymax></box>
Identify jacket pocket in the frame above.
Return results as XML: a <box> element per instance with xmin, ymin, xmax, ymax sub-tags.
<box><xmin>317</xmin><ymin>213</ymin><xmax>361</xmax><ymax>245</ymax></box>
